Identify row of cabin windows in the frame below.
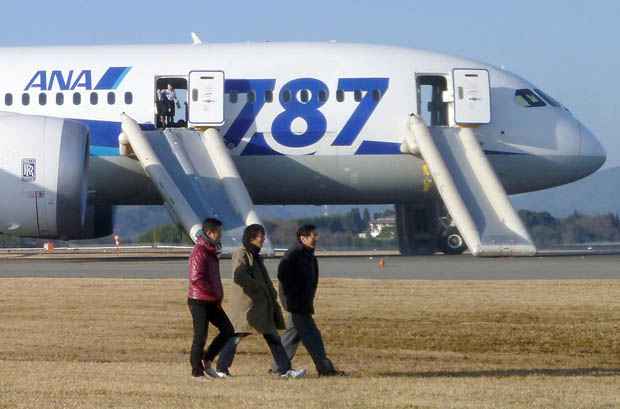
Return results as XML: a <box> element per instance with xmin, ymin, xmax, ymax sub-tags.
<box><xmin>3</xmin><ymin>92</ymin><xmax>134</xmax><ymax>107</ymax></box>
<box><xmin>227</xmin><ymin>89</ymin><xmax>383</xmax><ymax>104</ymax></box>
<box><xmin>3</xmin><ymin>88</ymin><xmax>381</xmax><ymax>107</ymax></box>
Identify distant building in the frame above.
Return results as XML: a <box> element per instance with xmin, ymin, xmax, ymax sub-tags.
<box><xmin>359</xmin><ymin>216</ymin><xmax>396</xmax><ymax>239</ymax></box>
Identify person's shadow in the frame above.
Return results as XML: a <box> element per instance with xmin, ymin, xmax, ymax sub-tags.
<box><xmin>378</xmin><ymin>367</ymin><xmax>620</xmax><ymax>378</ymax></box>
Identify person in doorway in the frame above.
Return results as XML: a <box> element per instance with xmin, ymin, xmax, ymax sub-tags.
<box><xmin>161</xmin><ymin>84</ymin><xmax>181</xmax><ymax>126</ymax></box>
<box><xmin>275</xmin><ymin>224</ymin><xmax>346</xmax><ymax>377</ymax></box>
<box><xmin>187</xmin><ymin>218</ymin><xmax>234</xmax><ymax>380</ymax></box>
<box><xmin>155</xmin><ymin>88</ymin><xmax>167</xmax><ymax>128</ymax></box>
<box><xmin>217</xmin><ymin>224</ymin><xmax>306</xmax><ymax>379</ymax></box>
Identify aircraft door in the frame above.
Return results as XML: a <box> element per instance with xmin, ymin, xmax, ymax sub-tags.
<box><xmin>188</xmin><ymin>71</ymin><xmax>225</xmax><ymax>127</ymax></box>
<box><xmin>416</xmin><ymin>75</ymin><xmax>450</xmax><ymax>127</ymax></box>
<box><xmin>155</xmin><ymin>76</ymin><xmax>188</xmax><ymax>128</ymax></box>
<box><xmin>452</xmin><ymin>69</ymin><xmax>491</xmax><ymax>125</ymax></box>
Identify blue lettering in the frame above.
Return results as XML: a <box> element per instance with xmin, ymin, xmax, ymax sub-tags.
<box><xmin>223</xmin><ymin>79</ymin><xmax>276</xmax><ymax>148</ymax></box>
<box><xmin>49</xmin><ymin>70</ymin><xmax>74</xmax><ymax>91</ymax></box>
<box><xmin>271</xmin><ymin>78</ymin><xmax>328</xmax><ymax>148</ymax></box>
<box><xmin>24</xmin><ymin>71</ymin><xmax>46</xmax><ymax>91</ymax></box>
<box><xmin>221</xmin><ymin>77</ymin><xmax>389</xmax><ymax>153</ymax></box>
<box><xmin>332</xmin><ymin>78</ymin><xmax>389</xmax><ymax>146</ymax></box>
<box><xmin>71</xmin><ymin>70</ymin><xmax>92</xmax><ymax>90</ymax></box>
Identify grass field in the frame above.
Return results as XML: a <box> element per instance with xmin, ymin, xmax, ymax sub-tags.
<box><xmin>1</xmin><ymin>277</ymin><xmax>619</xmax><ymax>409</ymax></box>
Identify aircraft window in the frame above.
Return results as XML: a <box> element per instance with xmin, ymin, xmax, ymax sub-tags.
<box><xmin>534</xmin><ymin>88</ymin><xmax>561</xmax><ymax>108</ymax></box>
<box><xmin>248</xmin><ymin>91</ymin><xmax>256</xmax><ymax>103</ymax></box>
<box><xmin>229</xmin><ymin>92</ymin><xmax>238</xmax><ymax>103</ymax></box>
<box><xmin>90</xmin><ymin>92</ymin><xmax>98</xmax><ymax>105</ymax></box>
<box><xmin>318</xmin><ymin>90</ymin><xmax>327</xmax><ymax>102</ymax></box>
<box><xmin>22</xmin><ymin>94</ymin><xmax>30</xmax><ymax>106</ymax></box>
<box><xmin>107</xmin><ymin>92</ymin><xmax>116</xmax><ymax>105</ymax></box>
<box><xmin>514</xmin><ymin>89</ymin><xmax>546</xmax><ymax>108</ymax></box>
<box><xmin>124</xmin><ymin>92</ymin><xmax>133</xmax><ymax>105</ymax></box>
<box><xmin>300</xmin><ymin>89</ymin><xmax>310</xmax><ymax>103</ymax></box>
<box><xmin>39</xmin><ymin>93</ymin><xmax>47</xmax><ymax>106</ymax></box>
<box><xmin>282</xmin><ymin>90</ymin><xmax>291</xmax><ymax>103</ymax></box>
<box><xmin>56</xmin><ymin>93</ymin><xmax>64</xmax><ymax>105</ymax></box>
<box><xmin>4</xmin><ymin>93</ymin><xmax>12</xmax><ymax>106</ymax></box>
<box><xmin>336</xmin><ymin>89</ymin><xmax>344</xmax><ymax>102</ymax></box>
<box><xmin>372</xmin><ymin>89</ymin><xmax>382</xmax><ymax>101</ymax></box>
<box><xmin>354</xmin><ymin>90</ymin><xmax>362</xmax><ymax>102</ymax></box>
<box><xmin>73</xmin><ymin>92</ymin><xmax>81</xmax><ymax>105</ymax></box>
<box><xmin>265</xmin><ymin>90</ymin><xmax>273</xmax><ymax>103</ymax></box>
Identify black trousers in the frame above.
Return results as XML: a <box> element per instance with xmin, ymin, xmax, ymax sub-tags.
<box><xmin>274</xmin><ymin>313</ymin><xmax>336</xmax><ymax>375</ymax></box>
<box><xmin>166</xmin><ymin>101</ymin><xmax>175</xmax><ymax>125</ymax></box>
<box><xmin>188</xmin><ymin>298</ymin><xmax>234</xmax><ymax>377</ymax></box>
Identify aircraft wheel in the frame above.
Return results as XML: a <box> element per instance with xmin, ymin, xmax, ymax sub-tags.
<box><xmin>440</xmin><ymin>228</ymin><xmax>467</xmax><ymax>255</ymax></box>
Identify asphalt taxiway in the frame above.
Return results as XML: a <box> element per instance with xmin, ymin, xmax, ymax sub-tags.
<box><xmin>1</xmin><ymin>254</ymin><xmax>619</xmax><ymax>280</ymax></box>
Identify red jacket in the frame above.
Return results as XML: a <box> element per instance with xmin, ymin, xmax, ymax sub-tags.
<box><xmin>188</xmin><ymin>236</ymin><xmax>223</xmax><ymax>303</ymax></box>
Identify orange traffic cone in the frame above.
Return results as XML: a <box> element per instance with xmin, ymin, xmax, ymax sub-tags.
<box><xmin>44</xmin><ymin>242</ymin><xmax>54</xmax><ymax>252</ymax></box>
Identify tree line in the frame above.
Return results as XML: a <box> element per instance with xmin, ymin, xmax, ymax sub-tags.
<box><xmin>3</xmin><ymin>208</ymin><xmax>620</xmax><ymax>249</ymax></box>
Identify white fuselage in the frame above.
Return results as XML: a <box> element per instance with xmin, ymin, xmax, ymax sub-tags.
<box><xmin>0</xmin><ymin>42</ymin><xmax>606</xmax><ymax>205</ymax></box>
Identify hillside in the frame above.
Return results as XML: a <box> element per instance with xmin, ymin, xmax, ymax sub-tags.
<box><xmin>511</xmin><ymin>166</ymin><xmax>620</xmax><ymax>217</ymax></box>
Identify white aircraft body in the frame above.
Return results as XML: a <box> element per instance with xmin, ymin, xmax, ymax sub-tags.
<box><xmin>0</xmin><ymin>41</ymin><xmax>606</xmax><ymax>255</ymax></box>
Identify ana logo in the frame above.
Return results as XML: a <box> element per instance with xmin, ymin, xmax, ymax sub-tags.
<box><xmin>24</xmin><ymin>67</ymin><xmax>131</xmax><ymax>91</ymax></box>
<box><xmin>21</xmin><ymin>158</ymin><xmax>36</xmax><ymax>182</ymax></box>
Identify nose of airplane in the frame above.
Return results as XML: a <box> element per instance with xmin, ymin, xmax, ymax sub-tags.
<box><xmin>578</xmin><ymin>123</ymin><xmax>606</xmax><ymax>176</ymax></box>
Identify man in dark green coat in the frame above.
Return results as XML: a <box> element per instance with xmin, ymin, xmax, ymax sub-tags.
<box><xmin>216</xmin><ymin>224</ymin><xmax>306</xmax><ymax>379</ymax></box>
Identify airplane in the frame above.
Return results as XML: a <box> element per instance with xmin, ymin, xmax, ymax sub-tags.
<box><xmin>0</xmin><ymin>39</ymin><xmax>607</xmax><ymax>256</ymax></box>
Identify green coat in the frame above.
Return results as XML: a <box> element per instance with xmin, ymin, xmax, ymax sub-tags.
<box><xmin>229</xmin><ymin>246</ymin><xmax>285</xmax><ymax>334</ymax></box>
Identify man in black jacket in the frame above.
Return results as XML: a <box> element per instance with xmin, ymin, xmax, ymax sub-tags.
<box><xmin>275</xmin><ymin>224</ymin><xmax>344</xmax><ymax>376</ymax></box>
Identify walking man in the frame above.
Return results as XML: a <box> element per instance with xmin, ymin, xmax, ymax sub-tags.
<box><xmin>187</xmin><ymin>218</ymin><xmax>234</xmax><ymax>380</ymax></box>
<box><xmin>276</xmin><ymin>224</ymin><xmax>345</xmax><ymax>376</ymax></box>
<box><xmin>217</xmin><ymin>224</ymin><xmax>306</xmax><ymax>379</ymax></box>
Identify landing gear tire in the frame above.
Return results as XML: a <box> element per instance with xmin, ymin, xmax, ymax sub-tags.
<box><xmin>439</xmin><ymin>228</ymin><xmax>467</xmax><ymax>255</ymax></box>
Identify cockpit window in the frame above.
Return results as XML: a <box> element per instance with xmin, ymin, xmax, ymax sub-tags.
<box><xmin>534</xmin><ymin>88</ymin><xmax>561</xmax><ymax>108</ymax></box>
<box><xmin>515</xmin><ymin>89</ymin><xmax>546</xmax><ymax>108</ymax></box>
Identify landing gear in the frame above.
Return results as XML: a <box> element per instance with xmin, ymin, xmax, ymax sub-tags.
<box><xmin>438</xmin><ymin>226</ymin><xmax>467</xmax><ymax>255</ymax></box>
<box><xmin>436</xmin><ymin>212</ymin><xmax>467</xmax><ymax>255</ymax></box>
<box><xmin>396</xmin><ymin>202</ymin><xmax>437</xmax><ymax>255</ymax></box>
<box><xmin>396</xmin><ymin>202</ymin><xmax>468</xmax><ymax>256</ymax></box>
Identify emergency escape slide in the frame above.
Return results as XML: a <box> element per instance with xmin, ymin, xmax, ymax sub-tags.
<box><xmin>407</xmin><ymin>114</ymin><xmax>536</xmax><ymax>256</ymax></box>
<box><xmin>120</xmin><ymin>114</ymin><xmax>271</xmax><ymax>252</ymax></box>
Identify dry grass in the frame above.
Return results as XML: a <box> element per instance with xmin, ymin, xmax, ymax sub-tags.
<box><xmin>0</xmin><ymin>278</ymin><xmax>619</xmax><ymax>409</ymax></box>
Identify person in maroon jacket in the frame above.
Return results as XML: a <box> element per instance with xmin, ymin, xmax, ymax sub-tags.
<box><xmin>187</xmin><ymin>218</ymin><xmax>234</xmax><ymax>379</ymax></box>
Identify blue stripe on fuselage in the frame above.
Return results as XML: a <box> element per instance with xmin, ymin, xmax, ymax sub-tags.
<box><xmin>94</xmin><ymin>67</ymin><xmax>131</xmax><ymax>90</ymax></box>
<box><xmin>355</xmin><ymin>140</ymin><xmax>401</xmax><ymax>154</ymax></box>
<box><xmin>90</xmin><ymin>146</ymin><xmax>120</xmax><ymax>156</ymax></box>
<box><xmin>77</xmin><ymin>118</ymin><xmax>527</xmax><ymax>157</ymax></box>
<box><xmin>77</xmin><ymin>119</ymin><xmax>155</xmax><ymax>155</ymax></box>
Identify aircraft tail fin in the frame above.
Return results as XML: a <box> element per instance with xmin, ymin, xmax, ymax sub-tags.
<box><xmin>191</xmin><ymin>32</ymin><xmax>203</xmax><ymax>45</ymax></box>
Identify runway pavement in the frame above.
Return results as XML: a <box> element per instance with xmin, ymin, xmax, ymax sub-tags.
<box><xmin>1</xmin><ymin>254</ymin><xmax>620</xmax><ymax>279</ymax></box>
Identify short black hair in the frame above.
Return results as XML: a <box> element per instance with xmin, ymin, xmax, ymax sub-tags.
<box><xmin>243</xmin><ymin>224</ymin><xmax>265</xmax><ymax>247</ymax></box>
<box><xmin>297</xmin><ymin>224</ymin><xmax>317</xmax><ymax>240</ymax></box>
<box><xmin>203</xmin><ymin>218</ymin><xmax>223</xmax><ymax>232</ymax></box>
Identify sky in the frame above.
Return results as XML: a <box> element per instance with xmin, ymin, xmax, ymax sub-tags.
<box><xmin>2</xmin><ymin>0</ymin><xmax>619</xmax><ymax>166</ymax></box>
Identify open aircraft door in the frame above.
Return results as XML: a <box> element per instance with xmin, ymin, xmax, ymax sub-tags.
<box><xmin>188</xmin><ymin>70</ymin><xmax>225</xmax><ymax>128</ymax></box>
<box><xmin>405</xmin><ymin>69</ymin><xmax>536</xmax><ymax>256</ymax></box>
<box><xmin>452</xmin><ymin>68</ymin><xmax>491</xmax><ymax>125</ymax></box>
<box><xmin>120</xmin><ymin>69</ymin><xmax>273</xmax><ymax>253</ymax></box>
